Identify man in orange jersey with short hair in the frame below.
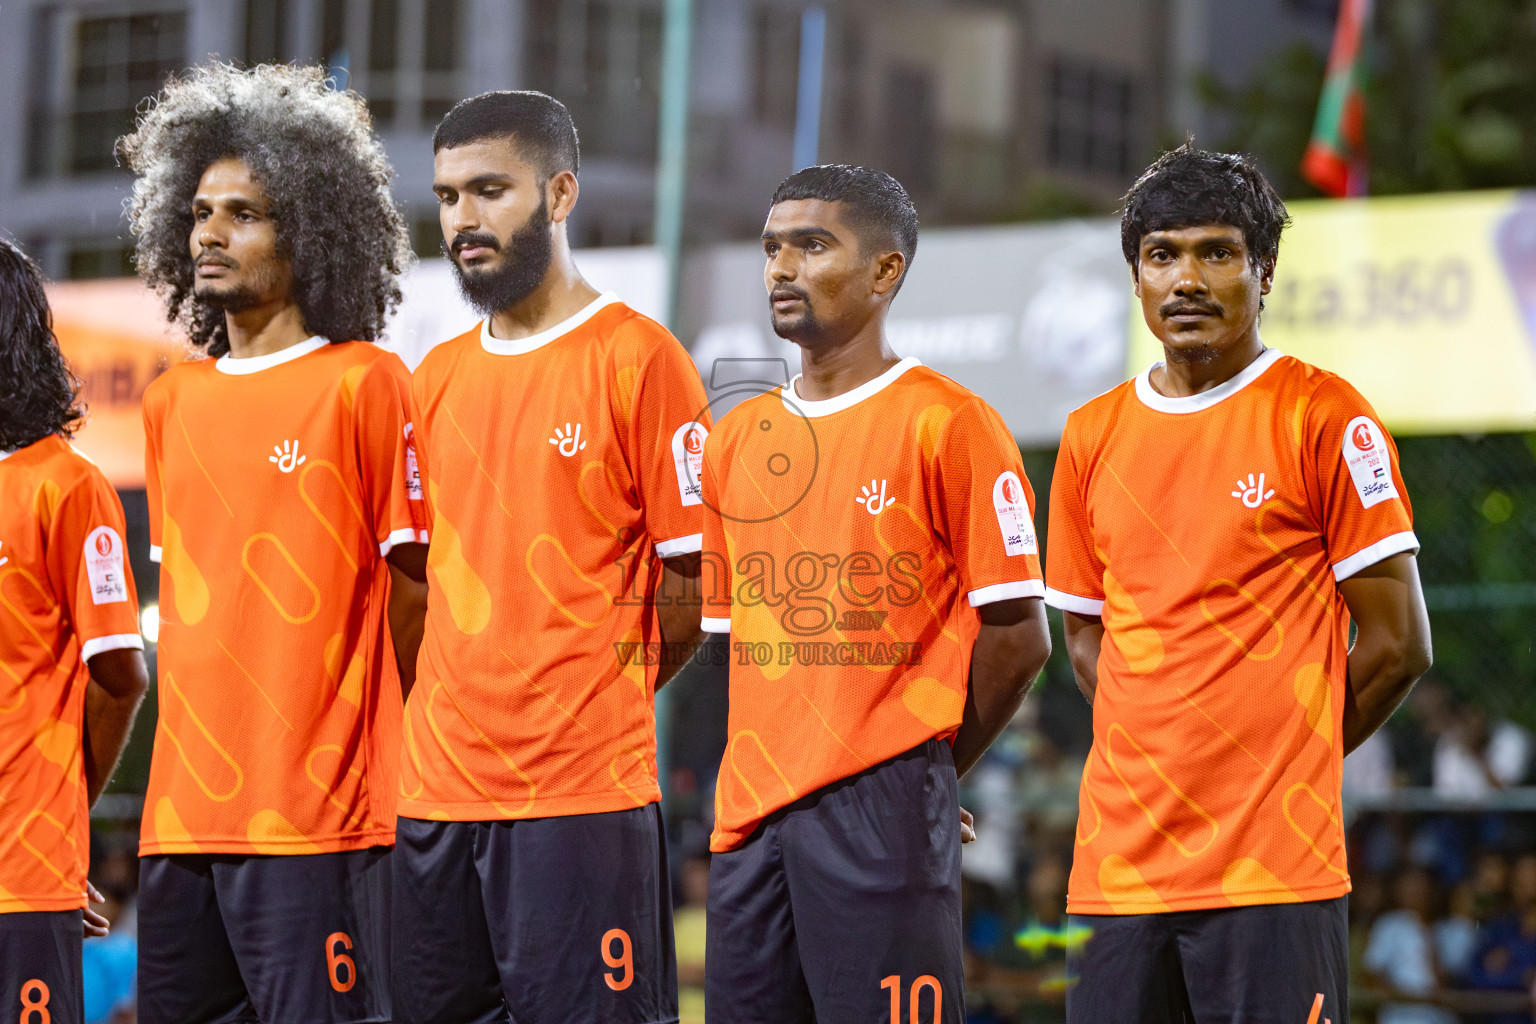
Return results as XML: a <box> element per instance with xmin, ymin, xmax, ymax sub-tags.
<box><xmin>698</xmin><ymin>165</ymin><xmax>1053</xmax><ymax>1024</ymax></box>
<box><xmin>1047</xmin><ymin>144</ymin><xmax>1433</xmax><ymax>1024</ymax></box>
<box><xmin>391</xmin><ymin>91</ymin><xmax>706</xmax><ymax>1024</ymax></box>
<box><xmin>119</xmin><ymin>64</ymin><xmax>426</xmax><ymax>1024</ymax></box>
<box><xmin>0</xmin><ymin>238</ymin><xmax>148</xmax><ymax>1024</ymax></box>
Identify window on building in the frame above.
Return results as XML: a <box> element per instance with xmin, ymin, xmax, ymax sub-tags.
<box><xmin>526</xmin><ymin>0</ymin><xmax>664</xmax><ymax>162</ymax></box>
<box><xmin>30</xmin><ymin>11</ymin><xmax>188</xmax><ymax>177</ymax></box>
<box><xmin>244</xmin><ymin>0</ymin><xmax>289</xmax><ymax>65</ymax></box>
<box><xmin>751</xmin><ymin>4</ymin><xmax>800</xmax><ymax>127</ymax></box>
<box><xmin>66</xmin><ymin>240</ymin><xmax>136</xmax><ymax>280</ymax></box>
<box><xmin>325</xmin><ymin>0</ymin><xmax>459</xmax><ymax>130</ymax></box>
<box><xmin>1047</xmin><ymin>58</ymin><xmax>1135</xmax><ymax>179</ymax></box>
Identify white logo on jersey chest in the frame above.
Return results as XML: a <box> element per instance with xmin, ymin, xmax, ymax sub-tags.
<box><xmin>550</xmin><ymin>423</ymin><xmax>588</xmax><ymax>457</ymax></box>
<box><xmin>1231</xmin><ymin>472</ymin><xmax>1275</xmax><ymax>509</ymax></box>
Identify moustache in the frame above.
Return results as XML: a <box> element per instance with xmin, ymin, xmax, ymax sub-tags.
<box><xmin>195</xmin><ymin>251</ymin><xmax>237</xmax><ymax>269</ymax></box>
<box><xmin>771</xmin><ymin>285</ymin><xmax>809</xmax><ymax>304</ymax></box>
<box><xmin>1160</xmin><ymin>299</ymin><xmax>1223</xmax><ymax>319</ymax></box>
<box><xmin>450</xmin><ymin>232</ymin><xmax>501</xmax><ymax>256</ymax></box>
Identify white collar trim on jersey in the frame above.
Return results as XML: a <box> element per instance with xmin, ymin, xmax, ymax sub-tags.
<box><xmin>479</xmin><ymin>292</ymin><xmax>621</xmax><ymax>356</ymax></box>
<box><xmin>782</xmin><ymin>357</ymin><xmax>922</xmax><ymax>418</ymax></box>
<box><xmin>215</xmin><ymin>336</ymin><xmax>329</xmax><ymax>375</ymax></box>
<box><xmin>1134</xmin><ymin>346</ymin><xmax>1283</xmax><ymax>414</ymax></box>
<box><xmin>0</xmin><ymin>448</ymin><xmax>11</xmax><ymax>461</ymax></box>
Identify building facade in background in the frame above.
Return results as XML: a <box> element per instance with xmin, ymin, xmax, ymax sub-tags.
<box><xmin>0</xmin><ymin>0</ymin><xmax>1336</xmax><ymax>281</ymax></box>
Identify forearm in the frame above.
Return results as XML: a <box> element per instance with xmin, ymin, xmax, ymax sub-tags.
<box><xmin>654</xmin><ymin>554</ymin><xmax>703</xmax><ymax>690</ymax></box>
<box><xmin>1342</xmin><ymin>632</ymin><xmax>1428</xmax><ymax>754</ymax></box>
<box><xmin>952</xmin><ymin>599</ymin><xmax>1051</xmax><ymax>777</ymax></box>
<box><xmin>1338</xmin><ymin>553</ymin><xmax>1432</xmax><ymax>754</ymax></box>
<box><xmin>83</xmin><ymin>681</ymin><xmax>145</xmax><ymax>807</ymax></box>
<box><xmin>1062</xmin><ymin>612</ymin><xmax>1103</xmax><ymax>706</ymax></box>
<box><xmin>387</xmin><ymin>563</ymin><xmax>428</xmax><ymax>701</ymax></box>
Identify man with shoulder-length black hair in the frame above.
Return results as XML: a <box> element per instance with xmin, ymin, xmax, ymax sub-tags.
<box><xmin>1046</xmin><ymin>143</ymin><xmax>1432</xmax><ymax>1024</ymax></box>
<box><xmin>390</xmin><ymin>90</ymin><xmax>708</xmax><ymax>1024</ymax></box>
<box><xmin>118</xmin><ymin>63</ymin><xmax>428</xmax><ymax>1024</ymax></box>
<box><xmin>695</xmin><ymin>164</ymin><xmax>1052</xmax><ymax>1023</ymax></box>
<box><xmin>0</xmin><ymin>237</ymin><xmax>148</xmax><ymax>1024</ymax></box>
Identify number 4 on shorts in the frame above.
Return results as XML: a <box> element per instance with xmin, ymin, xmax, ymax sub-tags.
<box><xmin>881</xmin><ymin>974</ymin><xmax>942</xmax><ymax>1024</ymax></box>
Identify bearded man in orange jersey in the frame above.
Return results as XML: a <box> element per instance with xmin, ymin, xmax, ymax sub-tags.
<box><xmin>119</xmin><ymin>64</ymin><xmax>427</xmax><ymax>1024</ymax></box>
<box><xmin>1047</xmin><ymin>144</ymin><xmax>1432</xmax><ymax>1024</ymax></box>
<box><xmin>391</xmin><ymin>91</ymin><xmax>707</xmax><ymax>1024</ymax></box>
<box><xmin>0</xmin><ymin>237</ymin><xmax>148</xmax><ymax>1024</ymax></box>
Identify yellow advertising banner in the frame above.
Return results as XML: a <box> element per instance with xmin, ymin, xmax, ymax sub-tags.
<box><xmin>1128</xmin><ymin>190</ymin><xmax>1536</xmax><ymax>435</ymax></box>
<box><xmin>46</xmin><ymin>279</ymin><xmax>189</xmax><ymax>489</ymax></box>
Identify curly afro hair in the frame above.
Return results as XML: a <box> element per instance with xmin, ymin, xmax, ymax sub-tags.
<box><xmin>0</xmin><ymin>237</ymin><xmax>84</xmax><ymax>450</ymax></box>
<box><xmin>119</xmin><ymin>62</ymin><xmax>411</xmax><ymax>355</ymax></box>
<box><xmin>1120</xmin><ymin>142</ymin><xmax>1291</xmax><ymax>276</ymax></box>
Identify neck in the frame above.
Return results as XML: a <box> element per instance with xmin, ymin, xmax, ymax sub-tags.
<box><xmin>488</xmin><ymin>244</ymin><xmax>600</xmax><ymax>341</ymax></box>
<box><xmin>794</xmin><ymin>317</ymin><xmax>899</xmax><ymax>402</ymax></box>
<box><xmin>1149</xmin><ymin>328</ymin><xmax>1266</xmax><ymax>398</ymax></box>
<box><xmin>224</xmin><ymin>301</ymin><xmax>312</xmax><ymax>359</ymax></box>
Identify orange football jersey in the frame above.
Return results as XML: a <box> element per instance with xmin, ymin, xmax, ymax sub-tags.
<box><xmin>0</xmin><ymin>435</ymin><xmax>142</xmax><ymax>911</ymax></box>
<box><xmin>700</xmin><ymin>359</ymin><xmax>1045</xmax><ymax>852</ymax></box>
<box><xmin>141</xmin><ymin>338</ymin><xmax>426</xmax><ymax>856</ymax></box>
<box><xmin>402</xmin><ymin>295</ymin><xmax>709</xmax><ymax>820</ymax></box>
<box><xmin>1046</xmin><ymin>349</ymin><xmax>1418</xmax><ymax>914</ymax></box>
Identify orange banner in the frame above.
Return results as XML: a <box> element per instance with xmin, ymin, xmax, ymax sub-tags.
<box><xmin>47</xmin><ymin>279</ymin><xmax>191</xmax><ymax>489</ymax></box>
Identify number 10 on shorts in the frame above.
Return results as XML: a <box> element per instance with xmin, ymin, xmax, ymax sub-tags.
<box><xmin>882</xmin><ymin>974</ymin><xmax>942</xmax><ymax>1023</ymax></box>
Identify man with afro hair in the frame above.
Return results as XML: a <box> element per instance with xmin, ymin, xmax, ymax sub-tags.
<box><xmin>119</xmin><ymin>62</ymin><xmax>428</xmax><ymax>1024</ymax></box>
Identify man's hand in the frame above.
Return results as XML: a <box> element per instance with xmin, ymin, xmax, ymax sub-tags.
<box><xmin>960</xmin><ymin>806</ymin><xmax>976</xmax><ymax>844</ymax></box>
<box><xmin>83</xmin><ymin>880</ymin><xmax>109</xmax><ymax>938</ymax></box>
<box><xmin>1339</xmin><ymin>552</ymin><xmax>1432</xmax><ymax>754</ymax></box>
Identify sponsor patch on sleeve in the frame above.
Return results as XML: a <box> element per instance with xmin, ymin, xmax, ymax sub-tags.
<box><xmin>992</xmin><ymin>471</ymin><xmax>1038</xmax><ymax>556</ymax></box>
<box><xmin>404</xmin><ymin>423</ymin><xmax>423</xmax><ymax>501</ymax></box>
<box><xmin>84</xmin><ymin>525</ymin><xmax>129</xmax><ymax>604</ymax></box>
<box><xmin>1342</xmin><ymin>416</ymin><xmax>1401</xmax><ymax>509</ymax></box>
<box><xmin>671</xmin><ymin>422</ymin><xmax>708</xmax><ymax>507</ymax></box>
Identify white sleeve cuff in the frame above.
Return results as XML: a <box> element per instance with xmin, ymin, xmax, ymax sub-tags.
<box><xmin>655</xmin><ymin>533</ymin><xmax>703</xmax><ymax>558</ymax></box>
<box><xmin>379</xmin><ymin>527</ymin><xmax>423</xmax><ymax>557</ymax></box>
<box><xmin>967</xmin><ymin>580</ymin><xmax>1046</xmax><ymax>607</ymax></box>
<box><xmin>148</xmin><ymin>545</ymin><xmax>162</xmax><ymax>563</ymax></box>
<box><xmin>701</xmin><ymin>615</ymin><xmax>732</xmax><ymax>633</ymax></box>
<box><xmin>81</xmin><ymin>633</ymin><xmax>145</xmax><ymax>663</ymax></box>
<box><xmin>1332</xmin><ymin>531</ymin><xmax>1420</xmax><ymax>582</ymax></box>
<box><xmin>1045</xmin><ymin>587</ymin><xmax>1105</xmax><ymax>616</ymax></box>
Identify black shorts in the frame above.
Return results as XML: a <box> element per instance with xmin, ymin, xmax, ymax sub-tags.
<box><xmin>1065</xmin><ymin>895</ymin><xmax>1349</xmax><ymax>1024</ymax></box>
<box><xmin>1</xmin><ymin>911</ymin><xmax>82</xmax><ymax>1024</ymax></box>
<box><xmin>138</xmin><ymin>847</ymin><xmax>392</xmax><ymax>1024</ymax></box>
<box><xmin>391</xmin><ymin>803</ymin><xmax>677</xmax><ymax>1024</ymax></box>
<box><xmin>705</xmin><ymin>738</ymin><xmax>965</xmax><ymax>1024</ymax></box>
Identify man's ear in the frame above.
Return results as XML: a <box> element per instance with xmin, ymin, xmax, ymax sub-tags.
<box><xmin>872</xmin><ymin>249</ymin><xmax>905</xmax><ymax>296</ymax></box>
<box><xmin>549</xmin><ymin>169</ymin><xmax>580</xmax><ymax>224</ymax></box>
<box><xmin>1131</xmin><ymin>263</ymin><xmax>1142</xmax><ymax>298</ymax></box>
<box><xmin>1258</xmin><ymin>256</ymin><xmax>1275</xmax><ymax>296</ymax></box>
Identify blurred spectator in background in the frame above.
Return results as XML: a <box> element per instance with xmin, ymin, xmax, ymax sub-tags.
<box><xmin>1434</xmin><ymin>703</ymin><xmax>1532</xmax><ymax>799</ymax></box>
<box><xmin>1363</xmin><ymin>865</ymin><xmax>1457</xmax><ymax>1024</ymax></box>
<box><xmin>1434</xmin><ymin>880</ymin><xmax>1479</xmax><ymax>985</ymax></box>
<box><xmin>83</xmin><ymin>834</ymin><xmax>141</xmax><ymax>1024</ymax></box>
<box><xmin>1346</xmin><ymin>728</ymin><xmax>1399</xmax><ymax>800</ymax></box>
<box><xmin>1465</xmin><ymin>853</ymin><xmax>1536</xmax><ymax>1024</ymax></box>
<box><xmin>82</xmin><ymin>883</ymin><xmax>136</xmax><ymax>1024</ymax></box>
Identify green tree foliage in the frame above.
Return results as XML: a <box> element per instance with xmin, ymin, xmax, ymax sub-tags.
<box><xmin>1201</xmin><ymin>0</ymin><xmax>1536</xmax><ymax>198</ymax></box>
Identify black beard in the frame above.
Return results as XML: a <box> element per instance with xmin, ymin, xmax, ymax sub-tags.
<box><xmin>446</xmin><ymin>196</ymin><xmax>553</xmax><ymax>317</ymax></box>
<box><xmin>194</xmin><ymin>281</ymin><xmax>264</xmax><ymax>313</ymax></box>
